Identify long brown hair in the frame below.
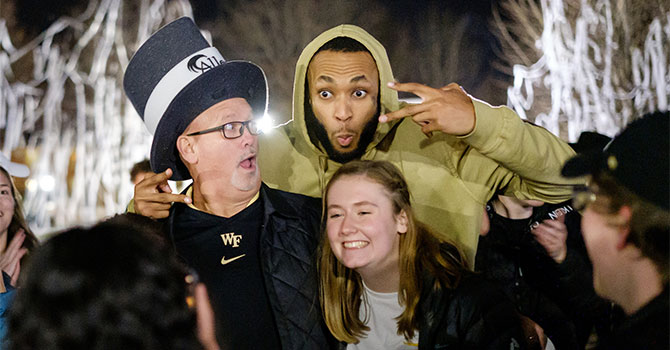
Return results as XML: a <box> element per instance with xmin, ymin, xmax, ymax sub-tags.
<box><xmin>0</xmin><ymin>167</ymin><xmax>38</xmax><ymax>253</ymax></box>
<box><xmin>318</xmin><ymin>160</ymin><xmax>467</xmax><ymax>343</ymax></box>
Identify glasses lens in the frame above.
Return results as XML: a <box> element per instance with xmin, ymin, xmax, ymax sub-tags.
<box><xmin>221</xmin><ymin>122</ymin><xmax>243</xmax><ymax>139</ymax></box>
<box><xmin>247</xmin><ymin>120</ymin><xmax>262</xmax><ymax>135</ymax></box>
<box><xmin>572</xmin><ymin>186</ymin><xmax>596</xmax><ymax>211</ymax></box>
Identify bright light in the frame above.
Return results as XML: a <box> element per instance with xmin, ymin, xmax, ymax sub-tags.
<box><xmin>257</xmin><ymin>113</ymin><xmax>278</xmax><ymax>134</ymax></box>
<box><xmin>39</xmin><ymin>175</ymin><xmax>56</xmax><ymax>192</ymax></box>
<box><xmin>46</xmin><ymin>201</ymin><xmax>57</xmax><ymax>212</ymax></box>
<box><xmin>25</xmin><ymin>178</ymin><xmax>37</xmax><ymax>192</ymax></box>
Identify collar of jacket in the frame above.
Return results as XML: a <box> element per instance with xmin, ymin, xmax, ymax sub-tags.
<box><xmin>259</xmin><ymin>182</ymin><xmax>311</xmax><ymax>223</ymax></box>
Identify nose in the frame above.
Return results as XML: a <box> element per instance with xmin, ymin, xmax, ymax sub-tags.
<box><xmin>340</xmin><ymin>214</ymin><xmax>356</xmax><ymax>236</ymax></box>
<box><xmin>239</xmin><ymin>124</ymin><xmax>257</xmax><ymax>147</ymax></box>
<box><xmin>334</xmin><ymin>97</ymin><xmax>353</xmax><ymax>123</ymax></box>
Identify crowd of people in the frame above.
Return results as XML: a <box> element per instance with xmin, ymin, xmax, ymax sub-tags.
<box><xmin>0</xmin><ymin>17</ymin><xmax>666</xmax><ymax>350</ymax></box>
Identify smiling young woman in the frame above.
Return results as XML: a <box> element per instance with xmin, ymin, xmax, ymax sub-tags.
<box><xmin>318</xmin><ymin>160</ymin><xmax>528</xmax><ymax>350</ymax></box>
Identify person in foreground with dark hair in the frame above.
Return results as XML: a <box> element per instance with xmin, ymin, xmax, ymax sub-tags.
<box><xmin>319</xmin><ymin>160</ymin><xmax>527</xmax><ymax>349</ymax></box>
<box><xmin>130</xmin><ymin>159</ymin><xmax>153</xmax><ymax>185</ymax></box>
<box><xmin>561</xmin><ymin>111</ymin><xmax>669</xmax><ymax>350</ymax></box>
<box><xmin>7</xmin><ymin>213</ymin><xmax>218</xmax><ymax>350</ymax></box>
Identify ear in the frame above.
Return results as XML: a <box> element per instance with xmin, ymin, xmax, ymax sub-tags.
<box><xmin>614</xmin><ymin>205</ymin><xmax>633</xmax><ymax>250</ymax></box>
<box><xmin>396</xmin><ymin>210</ymin><xmax>408</xmax><ymax>234</ymax></box>
<box><xmin>177</xmin><ymin>135</ymin><xmax>197</xmax><ymax>165</ymax></box>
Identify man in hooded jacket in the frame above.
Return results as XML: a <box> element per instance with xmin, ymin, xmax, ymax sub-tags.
<box><xmin>133</xmin><ymin>24</ymin><xmax>578</xmax><ymax>265</ymax></box>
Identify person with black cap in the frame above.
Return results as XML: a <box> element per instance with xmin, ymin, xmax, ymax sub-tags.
<box><xmin>123</xmin><ymin>17</ymin><xmax>334</xmax><ymax>349</ymax></box>
<box><xmin>561</xmin><ymin>110</ymin><xmax>669</xmax><ymax>350</ymax></box>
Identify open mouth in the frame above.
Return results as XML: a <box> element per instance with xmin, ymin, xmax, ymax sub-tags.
<box><xmin>240</xmin><ymin>155</ymin><xmax>256</xmax><ymax>170</ymax></box>
<box><xmin>343</xmin><ymin>241</ymin><xmax>369</xmax><ymax>249</ymax></box>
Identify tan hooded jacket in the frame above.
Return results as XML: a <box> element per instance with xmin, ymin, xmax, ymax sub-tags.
<box><xmin>261</xmin><ymin>24</ymin><xmax>578</xmax><ymax>265</ymax></box>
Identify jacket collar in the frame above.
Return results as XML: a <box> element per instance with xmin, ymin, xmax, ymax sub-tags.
<box><xmin>259</xmin><ymin>182</ymin><xmax>306</xmax><ymax>222</ymax></box>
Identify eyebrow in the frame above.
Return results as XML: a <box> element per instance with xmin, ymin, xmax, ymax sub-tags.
<box><xmin>315</xmin><ymin>75</ymin><xmax>370</xmax><ymax>84</ymax></box>
<box><xmin>327</xmin><ymin>201</ymin><xmax>379</xmax><ymax>210</ymax></box>
<box><xmin>349</xmin><ymin>75</ymin><xmax>368</xmax><ymax>83</ymax></box>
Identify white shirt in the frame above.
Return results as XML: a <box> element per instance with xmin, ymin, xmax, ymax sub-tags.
<box><xmin>346</xmin><ymin>283</ymin><xmax>419</xmax><ymax>350</ymax></box>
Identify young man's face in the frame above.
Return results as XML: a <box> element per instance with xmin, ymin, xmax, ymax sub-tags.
<box><xmin>182</xmin><ymin>98</ymin><xmax>260</xmax><ymax>193</ymax></box>
<box><xmin>580</xmin><ymin>204</ymin><xmax>621</xmax><ymax>301</ymax></box>
<box><xmin>307</xmin><ymin>50</ymin><xmax>379</xmax><ymax>162</ymax></box>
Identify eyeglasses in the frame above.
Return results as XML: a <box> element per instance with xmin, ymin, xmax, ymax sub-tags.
<box><xmin>572</xmin><ymin>184</ymin><xmax>598</xmax><ymax>211</ymax></box>
<box><xmin>186</xmin><ymin>119</ymin><xmax>261</xmax><ymax>139</ymax></box>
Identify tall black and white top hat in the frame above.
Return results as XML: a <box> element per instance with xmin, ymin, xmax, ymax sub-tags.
<box><xmin>123</xmin><ymin>17</ymin><xmax>268</xmax><ymax>180</ymax></box>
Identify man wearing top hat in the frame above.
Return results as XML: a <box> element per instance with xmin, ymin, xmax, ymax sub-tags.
<box><xmin>561</xmin><ymin>111</ymin><xmax>669</xmax><ymax>350</ymax></box>
<box><xmin>123</xmin><ymin>17</ymin><xmax>334</xmax><ymax>349</ymax></box>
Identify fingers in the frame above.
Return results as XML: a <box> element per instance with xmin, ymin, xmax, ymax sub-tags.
<box><xmin>136</xmin><ymin>168</ymin><xmax>173</xmax><ymax>193</ymax></box>
<box><xmin>6</xmin><ymin>229</ymin><xmax>26</xmax><ymax>253</ymax></box>
<box><xmin>134</xmin><ymin>193</ymin><xmax>189</xmax><ymax>219</ymax></box>
<box><xmin>386</xmin><ymin>81</ymin><xmax>436</xmax><ymax>97</ymax></box>
<box><xmin>439</xmin><ymin>82</ymin><xmax>463</xmax><ymax>92</ymax></box>
<box><xmin>379</xmin><ymin>102</ymin><xmax>431</xmax><ymax>123</ymax></box>
<box><xmin>0</xmin><ymin>231</ymin><xmax>26</xmax><ymax>269</ymax></box>
<box><xmin>5</xmin><ymin>248</ymin><xmax>27</xmax><ymax>286</ymax></box>
<box><xmin>10</xmin><ymin>262</ymin><xmax>19</xmax><ymax>287</ymax></box>
<box><xmin>532</xmin><ymin>221</ymin><xmax>568</xmax><ymax>263</ymax></box>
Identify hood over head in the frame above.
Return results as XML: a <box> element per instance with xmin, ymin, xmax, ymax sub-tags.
<box><xmin>292</xmin><ymin>24</ymin><xmax>403</xmax><ymax>156</ymax></box>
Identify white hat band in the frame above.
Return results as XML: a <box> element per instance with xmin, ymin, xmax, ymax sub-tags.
<box><xmin>143</xmin><ymin>47</ymin><xmax>225</xmax><ymax>135</ymax></box>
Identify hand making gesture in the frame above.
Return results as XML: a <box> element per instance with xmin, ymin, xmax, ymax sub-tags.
<box><xmin>0</xmin><ymin>229</ymin><xmax>28</xmax><ymax>286</ymax></box>
<box><xmin>379</xmin><ymin>82</ymin><xmax>476</xmax><ymax>136</ymax></box>
<box><xmin>133</xmin><ymin>168</ymin><xmax>191</xmax><ymax>219</ymax></box>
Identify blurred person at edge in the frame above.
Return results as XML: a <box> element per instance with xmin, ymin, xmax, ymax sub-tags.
<box><xmin>130</xmin><ymin>24</ymin><xmax>579</xmax><ymax>267</ymax></box>
<box><xmin>130</xmin><ymin>159</ymin><xmax>153</xmax><ymax>186</ymax></box>
<box><xmin>319</xmin><ymin>160</ymin><xmax>529</xmax><ymax>350</ymax></box>
<box><xmin>7</xmin><ymin>213</ymin><xmax>219</xmax><ymax>350</ymax></box>
<box><xmin>0</xmin><ymin>153</ymin><xmax>39</xmax><ymax>344</ymax></box>
<box><xmin>475</xmin><ymin>132</ymin><xmax>613</xmax><ymax>350</ymax></box>
<box><xmin>561</xmin><ymin>111</ymin><xmax>669</xmax><ymax>350</ymax></box>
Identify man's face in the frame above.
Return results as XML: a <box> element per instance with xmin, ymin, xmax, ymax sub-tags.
<box><xmin>307</xmin><ymin>50</ymin><xmax>379</xmax><ymax>161</ymax></box>
<box><xmin>182</xmin><ymin>98</ymin><xmax>260</xmax><ymax>193</ymax></box>
<box><xmin>580</xmin><ymin>205</ymin><xmax>620</xmax><ymax>301</ymax></box>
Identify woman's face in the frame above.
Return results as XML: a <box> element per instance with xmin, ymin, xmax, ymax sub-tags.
<box><xmin>0</xmin><ymin>172</ymin><xmax>15</xmax><ymax>234</ymax></box>
<box><xmin>326</xmin><ymin>175</ymin><xmax>407</xmax><ymax>282</ymax></box>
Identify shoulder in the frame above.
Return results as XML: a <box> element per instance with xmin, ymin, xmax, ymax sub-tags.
<box><xmin>261</xmin><ymin>184</ymin><xmax>322</xmax><ymax>219</ymax></box>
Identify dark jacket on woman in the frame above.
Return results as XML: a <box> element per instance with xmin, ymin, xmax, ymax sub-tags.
<box><xmin>336</xmin><ymin>250</ymin><xmax>528</xmax><ymax>350</ymax></box>
<box><xmin>417</xmin><ymin>271</ymin><xmax>527</xmax><ymax>349</ymax></box>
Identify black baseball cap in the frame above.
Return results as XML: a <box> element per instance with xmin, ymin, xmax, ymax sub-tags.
<box><xmin>561</xmin><ymin>111</ymin><xmax>669</xmax><ymax>210</ymax></box>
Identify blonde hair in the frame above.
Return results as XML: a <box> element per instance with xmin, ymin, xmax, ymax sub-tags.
<box><xmin>318</xmin><ymin>160</ymin><xmax>466</xmax><ymax>343</ymax></box>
